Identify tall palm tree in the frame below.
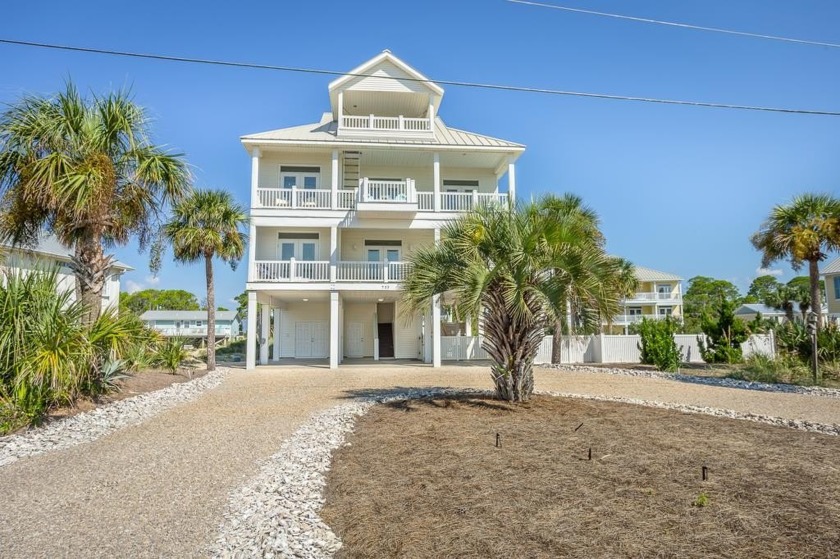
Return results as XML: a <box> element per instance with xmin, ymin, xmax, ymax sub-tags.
<box><xmin>162</xmin><ymin>190</ymin><xmax>247</xmax><ymax>371</ymax></box>
<box><xmin>403</xmin><ymin>199</ymin><xmax>622</xmax><ymax>402</ymax></box>
<box><xmin>0</xmin><ymin>83</ymin><xmax>190</xmax><ymax>321</ymax></box>
<box><xmin>605</xmin><ymin>257</ymin><xmax>639</xmax><ymax>332</ymax></box>
<box><xmin>751</xmin><ymin>193</ymin><xmax>840</xmax><ymax>330</ymax></box>
<box><xmin>764</xmin><ymin>284</ymin><xmax>797</xmax><ymax>323</ymax></box>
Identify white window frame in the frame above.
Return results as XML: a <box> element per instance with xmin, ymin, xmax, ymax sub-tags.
<box><xmin>366</xmin><ymin>245</ymin><xmax>401</xmax><ymax>263</ymax></box>
<box><xmin>658</xmin><ymin>306</ymin><xmax>673</xmax><ymax>317</ymax></box>
<box><xmin>279</xmin><ymin>165</ymin><xmax>321</xmax><ymax>190</ymax></box>
<box><xmin>628</xmin><ymin>307</ymin><xmax>643</xmax><ymax>316</ymax></box>
<box><xmin>277</xmin><ymin>239</ymin><xmax>319</xmax><ymax>261</ymax></box>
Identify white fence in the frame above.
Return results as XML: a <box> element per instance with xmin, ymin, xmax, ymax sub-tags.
<box><xmin>441</xmin><ymin>332</ymin><xmax>775</xmax><ymax>364</ymax></box>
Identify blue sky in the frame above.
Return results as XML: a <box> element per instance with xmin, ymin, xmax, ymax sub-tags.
<box><xmin>2</xmin><ymin>0</ymin><xmax>839</xmax><ymax>305</ymax></box>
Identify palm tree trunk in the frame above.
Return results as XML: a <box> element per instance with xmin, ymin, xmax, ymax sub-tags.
<box><xmin>809</xmin><ymin>259</ymin><xmax>823</xmax><ymax>330</ymax></box>
<box><xmin>72</xmin><ymin>235</ymin><xmax>110</xmax><ymax>325</ymax></box>
<box><xmin>551</xmin><ymin>317</ymin><xmax>563</xmax><ymax>364</ymax></box>
<box><xmin>205</xmin><ymin>253</ymin><xmax>216</xmax><ymax>372</ymax></box>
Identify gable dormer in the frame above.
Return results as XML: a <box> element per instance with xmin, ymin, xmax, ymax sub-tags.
<box><xmin>329</xmin><ymin>51</ymin><xmax>443</xmax><ymax>139</ymax></box>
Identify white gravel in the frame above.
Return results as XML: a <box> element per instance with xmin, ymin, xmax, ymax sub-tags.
<box><xmin>543</xmin><ymin>364</ymin><xmax>840</xmax><ymax>398</ymax></box>
<box><xmin>0</xmin><ymin>368</ymin><xmax>229</xmax><ymax>468</ymax></box>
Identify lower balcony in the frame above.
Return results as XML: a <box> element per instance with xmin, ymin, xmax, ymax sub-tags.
<box><xmin>611</xmin><ymin>314</ymin><xmax>669</xmax><ymax>325</ymax></box>
<box><xmin>252</xmin><ymin>260</ymin><xmax>412</xmax><ymax>283</ymax></box>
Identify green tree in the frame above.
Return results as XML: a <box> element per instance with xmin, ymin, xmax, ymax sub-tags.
<box><xmin>637</xmin><ymin>317</ymin><xmax>682</xmax><ymax>372</ymax></box>
<box><xmin>751</xmin><ymin>193</ymin><xmax>840</xmax><ymax>330</ymax></box>
<box><xmin>699</xmin><ymin>298</ymin><xmax>750</xmax><ymax>363</ymax></box>
<box><xmin>745</xmin><ymin>275</ymin><xmax>782</xmax><ymax>304</ymax></box>
<box><xmin>0</xmin><ymin>83</ymin><xmax>191</xmax><ymax>321</ymax></box>
<box><xmin>403</xmin><ymin>198</ymin><xmax>624</xmax><ymax>402</ymax></box>
<box><xmin>764</xmin><ymin>284</ymin><xmax>797</xmax><ymax>322</ymax></box>
<box><xmin>787</xmin><ymin>276</ymin><xmax>825</xmax><ymax>319</ymax></box>
<box><xmin>683</xmin><ymin>276</ymin><xmax>741</xmax><ymax>330</ymax></box>
<box><xmin>120</xmin><ymin>289</ymin><xmax>201</xmax><ymax>314</ymax></box>
<box><xmin>162</xmin><ymin>190</ymin><xmax>247</xmax><ymax>371</ymax></box>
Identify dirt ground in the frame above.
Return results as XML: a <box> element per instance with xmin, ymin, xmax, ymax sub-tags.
<box><xmin>47</xmin><ymin>369</ymin><xmax>208</xmax><ymax>421</ymax></box>
<box><xmin>322</xmin><ymin>395</ymin><xmax>840</xmax><ymax>559</ymax></box>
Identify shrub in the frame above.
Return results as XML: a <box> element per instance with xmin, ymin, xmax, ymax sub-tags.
<box><xmin>699</xmin><ymin>299</ymin><xmax>749</xmax><ymax>364</ymax></box>
<box><xmin>729</xmin><ymin>354</ymin><xmax>812</xmax><ymax>386</ymax></box>
<box><xmin>637</xmin><ymin>317</ymin><xmax>683</xmax><ymax>372</ymax></box>
<box><xmin>155</xmin><ymin>337</ymin><xmax>189</xmax><ymax>374</ymax></box>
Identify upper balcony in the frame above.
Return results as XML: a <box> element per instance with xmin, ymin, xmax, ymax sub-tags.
<box><xmin>255</xmin><ymin>177</ymin><xmax>508</xmax><ymax>214</ymax></box>
<box><xmin>338</xmin><ymin>114</ymin><xmax>434</xmax><ymax>139</ymax></box>
<box><xmin>622</xmin><ymin>291</ymin><xmax>682</xmax><ymax>304</ymax></box>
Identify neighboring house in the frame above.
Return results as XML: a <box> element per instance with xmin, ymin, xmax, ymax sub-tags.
<box><xmin>140</xmin><ymin>310</ymin><xmax>241</xmax><ymax>340</ymax></box>
<box><xmin>0</xmin><ymin>234</ymin><xmax>131</xmax><ymax>312</ymax></box>
<box><xmin>821</xmin><ymin>257</ymin><xmax>840</xmax><ymax>324</ymax></box>
<box><xmin>735</xmin><ymin>303</ymin><xmax>788</xmax><ymax>324</ymax></box>
<box><xmin>242</xmin><ymin>51</ymin><xmax>524</xmax><ymax>368</ymax></box>
<box><xmin>607</xmin><ymin>266</ymin><xmax>683</xmax><ymax>334</ymax></box>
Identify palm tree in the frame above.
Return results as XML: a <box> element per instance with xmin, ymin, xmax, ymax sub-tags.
<box><xmin>0</xmin><ymin>83</ymin><xmax>190</xmax><ymax>321</ymax></box>
<box><xmin>162</xmin><ymin>190</ymin><xmax>247</xmax><ymax>371</ymax></box>
<box><xmin>751</xmin><ymin>193</ymin><xmax>840</xmax><ymax>330</ymax></box>
<box><xmin>403</xmin><ymin>199</ymin><xmax>622</xmax><ymax>402</ymax></box>
<box><xmin>605</xmin><ymin>257</ymin><xmax>639</xmax><ymax>332</ymax></box>
<box><xmin>764</xmin><ymin>284</ymin><xmax>797</xmax><ymax>323</ymax></box>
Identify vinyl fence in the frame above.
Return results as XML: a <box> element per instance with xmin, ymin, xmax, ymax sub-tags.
<box><xmin>441</xmin><ymin>331</ymin><xmax>775</xmax><ymax>365</ymax></box>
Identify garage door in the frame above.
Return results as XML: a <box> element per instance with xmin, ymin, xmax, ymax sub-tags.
<box><xmin>295</xmin><ymin>321</ymin><xmax>328</xmax><ymax>358</ymax></box>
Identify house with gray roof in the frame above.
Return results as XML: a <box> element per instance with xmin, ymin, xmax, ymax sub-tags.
<box><xmin>607</xmin><ymin>265</ymin><xmax>684</xmax><ymax>333</ymax></box>
<box><xmin>140</xmin><ymin>310</ymin><xmax>241</xmax><ymax>340</ymax></box>
<box><xmin>0</xmin><ymin>234</ymin><xmax>132</xmax><ymax>312</ymax></box>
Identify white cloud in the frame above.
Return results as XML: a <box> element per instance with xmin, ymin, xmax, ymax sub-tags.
<box><xmin>145</xmin><ymin>275</ymin><xmax>161</xmax><ymax>286</ymax></box>
<box><xmin>125</xmin><ymin>280</ymin><xmax>144</xmax><ymax>293</ymax></box>
<box><xmin>756</xmin><ymin>267</ymin><xmax>783</xmax><ymax>277</ymax></box>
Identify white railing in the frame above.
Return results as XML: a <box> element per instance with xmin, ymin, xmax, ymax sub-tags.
<box><xmin>417</xmin><ymin>192</ymin><xmax>434</xmax><ymax>210</ymax></box>
<box><xmin>253</xmin><ymin>260</ymin><xmax>330</xmax><ymax>282</ymax></box>
<box><xmin>612</xmin><ymin>313</ymin><xmax>661</xmax><ymax>324</ymax></box>
<box><xmin>336</xmin><ymin>190</ymin><xmax>357</xmax><ymax>209</ymax></box>
<box><xmin>440</xmin><ymin>192</ymin><xmax>509</xmax><ymax>212</ymax></box>
<box><xmin>341</xmin><ymin>114</ymin><xmax>432</xmax><ymax>133</ymax></box>
<box><xmin>625</xmin><ymin>292</ymin><xmax>681</xmax><ymax>302</ymax></box>
<box><xmin>361</xmin><ymin>178</ymin><xmax>415</xmax><ymax>203</ymax></box>
<box><xmin>336</xmin><ymin>261</ymin><xmax>412</xmax><ymax>283</ymax></box>
<box><xmin>153</xmin><ymin>327</ymin><xmax>233</xmax><ymax>336</ymax></box>
<box><xmin>256</xmin><ymin>188</ymin><xmax>332</xmax><ymax>209</ymax></box>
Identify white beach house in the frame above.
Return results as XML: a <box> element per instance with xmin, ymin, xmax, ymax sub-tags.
<box><xmin>242</xmin><ymin>51</ymin><xmax>524</xmax><ymax>369</ymax></box>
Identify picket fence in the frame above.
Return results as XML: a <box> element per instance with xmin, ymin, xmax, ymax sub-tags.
<box><xmin>440</xmin><ymin>331</ymin><xmax>775</xmax><ymax>365</ymax></box>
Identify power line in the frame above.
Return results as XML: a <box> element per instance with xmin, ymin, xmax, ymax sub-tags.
<box><xmin>508</xmin><ymin>0</ymin><xmax>840</xmax><ymax>49</ymax></box>
<box><xmin>1</xmin><ymin>37</ymin><xmax>839</xmax><ymax>116</ymax></box>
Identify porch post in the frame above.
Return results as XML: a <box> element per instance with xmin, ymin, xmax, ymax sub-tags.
<box><xmin>246</xmin><ymin>291</ymin><xmax>257</xmax><ymax>369</ymax></box>
<box><xmin>432</xmin><ymin>295</ymin><xmax>442</xmax><ymax>367</ymax></box>
<box><xmin>260</xmin><ymin>304</ymin><xmax>270</xmax><ymax>365</ymax></box>
<box><xmin>248</xmin><ymin>221</ymin><xmax>257</xmax><ymax>281</ymax></box>
<box><xmin>507</xmin><ymin>156</ymin><xmax>516</xmax><ymax>203</ymax></box>
<box><xmin>250</xmin><ymin>147</ymin><xmax>261</xmax><ymax>205</ymax></box>
<box><xmin>331</xmin><ymin>149</ymin><xmax>339</xmax><ymax>209</ymax></box>
<box><xmin>273</xmin><ymin>307</ymin><xmax>281</xmax><ymax>361</ymax></box>
<box><xmin>337</xmin><ymin>91</ymin><xmax>344</xmax><ymax>131</ymax></box>
<box><xmin>433</xmin><ymin>152</ymin><xmax>441</xmax><ymax>212</ymax></box>
<box><xmin>329</xmin><ymin>226</ymin><xmax>338</xmax><ymax>282</ymax></box>
<box><xmin>330</xmin><ymin>292</ymin><xmax>339</xmax><ymax>369</ymax></box>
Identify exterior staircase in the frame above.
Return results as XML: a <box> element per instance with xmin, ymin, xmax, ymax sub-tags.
<box><xmin>343</xmin><ymin>151</ymin><xmax>361</xmax><ymax>189</ymax></box>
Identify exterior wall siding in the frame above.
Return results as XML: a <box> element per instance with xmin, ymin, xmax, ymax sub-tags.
<box><xmin>394</xmin><ymin>302</ymin><xmax>422</xmax><ymax>359</ymax></box>
<box><xmin>339</xmin><ymin>229</ymin><xmax>434</xmax><ymax>261</ymax></box>
<box><xmin>279</xmin><ymin>302</ymin><xmax>329</xmax><ymax>358</ymax></box>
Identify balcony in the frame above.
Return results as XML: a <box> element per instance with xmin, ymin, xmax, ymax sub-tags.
<box><xmin>622</xmin><ymin>292</ymin><xmax>682</xmax><ymax>303</ymax></box>
<box><xmin>251</xmin><ymin>260</ymin><xmax>412</xmax><ymax>283</ymax></box>
<box><xmin>338</xmin><ymin>114</ymin><xmax>434</xmax><ymax>138</ymax></box>
<box><xmin>611</xmin><ymin>314</ymin><xmax>677</xmax><ymax>325</ymax></box>
<box><xmin>255</xmin><ymin>180</ymin><xmax>509</xmax><ymax>213</ymax></box>
<box><xmin>152</xmin><ymin>326</ymin><xmax>234</xmax><ymax>337</ymax></box>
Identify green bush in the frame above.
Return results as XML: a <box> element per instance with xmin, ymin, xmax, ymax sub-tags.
<box><xmin>637</xmin><ymin>317</ymin><xmax>683</xmax><ymax>372</ymax></box>
<box><xmin>0</xmin><ymin>267</ymin><xmax>151</xmax><ymax>432</ymax></box>
<box><xmin>699</xmin><ymin>299</ymin><xmax>749</xmax><ymax>364</ymax></box>
<box><xmin>729</xmin><ymin>354</ymin><xmax>813</xmax><ymax>386</ymax></box>
<box><xmin>154</xmin><ymin>337</ymin><xmax>189</xmax><ymax>374</ymax></box>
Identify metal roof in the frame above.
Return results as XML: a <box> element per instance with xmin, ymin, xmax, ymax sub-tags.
<box><xmin>241</xmin><ymin>115</ymin><xmax>525</xmax><ymax>150</ymax></box>
<box><xmin>633</xmin><ymin>266</ymin><xmax>683</xmax><ymax>282</ymax></box>
<box><xmin>140</xmin><ymin>310</ymin><xmax>239</xmax><ymax>321</ymax></box>
<box><xmin>1</xmin><ymin>234</ymin><xmax>132</xmax><ymax>271</ymax></box>
<box><xmin>736</xmin><ymin>304</ymin><xmax>784</xmax><ymax>316</ymax></box>
<box><xmin>823</xmin><ymin>257</ymin><xmax>840</xmax><ymax>275</ymax></box>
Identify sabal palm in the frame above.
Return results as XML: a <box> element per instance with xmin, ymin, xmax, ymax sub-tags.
<box><xmin>764</xmin><ymin>284</ymin><xmax>797</xmax><ymax>322</ymax></box>
<box><xmin>403</xmin><ymin>199</ymin><xmax>623</xmax><ymax>402</ymax></box>
<box><xmin>751</xmin><ymin>194</ymin><xmax>840</xmax><ymax>329</ymax></box>
<box><xmin>162</xmin><ymin>190</ymin><xmax>247</xmax><ymax>371</ymax></box>
<box><xmin>0</xmin><ymin>83</ymin><xmax>190</xmax><ymax>320</ymax></box>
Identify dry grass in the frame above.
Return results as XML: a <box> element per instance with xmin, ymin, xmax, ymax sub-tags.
<box><xmin>322</xmin><ymin>395</ymin><xmax>840</xmax><ymax>559</ymax></box>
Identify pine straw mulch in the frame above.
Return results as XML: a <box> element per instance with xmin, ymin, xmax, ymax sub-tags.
<box><xmin>321</xmin><ymin>394</ymin><xmax>840</xmax><ymax>559</ymax></box>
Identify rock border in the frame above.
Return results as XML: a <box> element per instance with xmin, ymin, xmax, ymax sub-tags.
<box><xmin>0</xmin><ymin>368</ymin><xmax>230</xmax><ymax>467</ymax></box>
<box><xmin>542</xmin><ymin>364</ymin><xmax>840</xmax><ymax>399</ymax></box>
<box><xmin>211</xmin><ymin>385</ymin><xmax>839</xmax><ymax>558</ymax></box>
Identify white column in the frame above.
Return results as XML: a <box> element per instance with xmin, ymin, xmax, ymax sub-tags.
<box><xmin>250</xmin><ymin>147</ymin><xmax>261</xmax><ymax>205</ymax></box>
<box><xmin>246</xmin><ymin>291</ymin><xmax>257</xmax><ymax>370</ymax></box>
<box><xmin>273</xmin><ymin>308</ymin><xmax>281</xmax><ymax>361</ymax></box>
<box><xmin>337</xmin><ymin>91</ymin><xmax>344</xmax><ymax>131</ymax></box>
<box><xmin>433</xmin><ymin>152</ymin><xmax>441</xmax><ymax>212</ymax></box>
<box><xmin>428</xmin><ymin>101</ymin><xmax>436</xmax><ymax>131</ymax></box>
<box><xmin>248</xmin><ymin>221</ymin><xmax>257</xmax><ymax>281</ymax></box>
<box><xmin>330</xmin><ymin>292</ymin><xmax>339</xmax><ymax>369</ymax></box>
<box><xmin>432</xmin><ymin>294</ymin><xmax>442</xmax><ymax>368</ymax></box>
<box><xmin>329</xmin><ymin>226</ymin><xmax>338</xmax><ymax>282</ymax></box>
<box><xmin>260</xmin><ymin>304</ymin><xmax>270</xmax><ymax>365</ymax></box>
<box><xmin>331</xmin><ymin>149</ymin><xmax>339</xmax><ymax>209</ymax></box>
<box><xmin>507</xmin><ymin>156</ymin><xmax>516</xmax><ymax>203</ymax></box>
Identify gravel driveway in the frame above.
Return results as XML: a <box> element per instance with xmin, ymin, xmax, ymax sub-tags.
<box><xmin>1</xmin><ymin>363</ymin><xmax>839</xmax><ymax>558</ymax></box>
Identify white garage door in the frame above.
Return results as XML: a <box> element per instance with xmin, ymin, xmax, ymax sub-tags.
<box><xmin>295</xmin><ymin>321</ymin><xmax>328</xmax><ymax>358</ymax></box>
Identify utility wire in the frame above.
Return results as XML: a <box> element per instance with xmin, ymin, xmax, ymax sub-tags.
<box><xmin>1</xmin><ymin>37</ymin><xmax>839</xmax><ymax>116</ymax></box>
<box><xmin>508</xmin><ymin>0</ymin><xmax>840</xmax><ymax>49</ymax></box>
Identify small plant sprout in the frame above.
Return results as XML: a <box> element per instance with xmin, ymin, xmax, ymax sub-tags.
<box><xmin>693</xmin><ymin>491</ymin><xmax>710</xmax><ymax>508</ymax></box>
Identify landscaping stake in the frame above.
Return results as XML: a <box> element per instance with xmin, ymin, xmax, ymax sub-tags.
<box><xmin>574</xmin><ymin>422</ymin><xmax>584</xmax><ymax>432</ymax></box>
<box><xmin>496</xmin><ymin>433</ymin><xmax>501</xmax><ymax>448</ymax></box>
<box><xmin>588</xmin><ymin>447</ymin><xmax>592</xmax><ymax>461</ymax></box>
<box><xmin>702</xmin><ymin>466</ymin><xmax>708</xmax><ymax>481</ymax></box>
